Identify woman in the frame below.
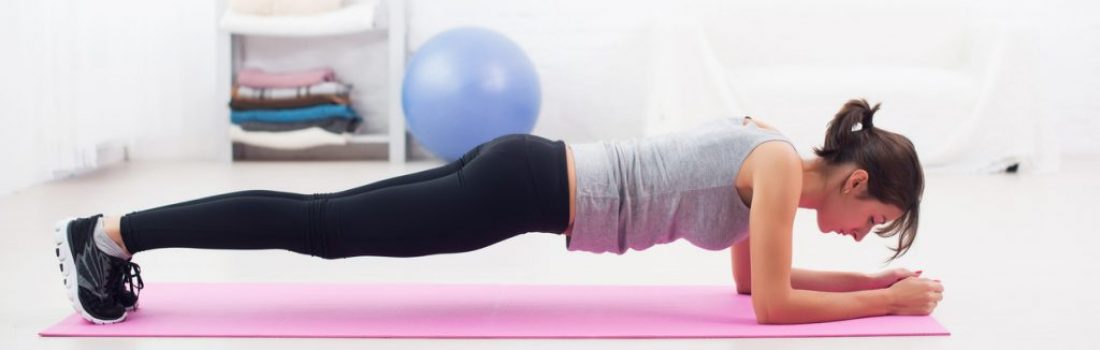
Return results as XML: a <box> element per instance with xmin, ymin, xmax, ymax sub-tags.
<box><xmin>55</xmin><ymin>98</ymin><xmax>943</xmax><ymax>325</ymax></box>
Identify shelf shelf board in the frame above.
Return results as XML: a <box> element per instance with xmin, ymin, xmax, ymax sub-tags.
<box><xmin>346</xmin><ymin>133</ymin><xmax>390</xmax><ymax>144</ymax></box>
<box><xmin>219</xmin><ymin>0</ymin><xmax>380</xmax><ymax>37</ymax></box>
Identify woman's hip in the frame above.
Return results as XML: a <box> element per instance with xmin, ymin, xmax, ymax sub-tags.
<box><xmin>467</xmin><ymin>134</ymin><xmax>570</xmax><ymax>234</ymax></box>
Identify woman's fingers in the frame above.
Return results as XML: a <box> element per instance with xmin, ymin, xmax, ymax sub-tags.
<box><xmin>930</xmin><ymin>280</ymin><xmax>944</xmax><ymax>293</ymax></box>
<box><xmin>890</xmin><ymin>268</ymin><xmax>918</xmax><ymax>282</ymax></box>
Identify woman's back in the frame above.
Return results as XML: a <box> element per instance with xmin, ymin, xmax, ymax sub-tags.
<box><xmin>566</xmin><ymin>117</ymin><xmax>795</xmax><ymax>254</ymax></box>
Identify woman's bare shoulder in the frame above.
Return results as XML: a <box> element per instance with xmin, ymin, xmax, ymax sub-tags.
<box><xmin>737</xmin><ymin>137</ymin><xmax>801</xmax><ymax>198</ymax></box>
<box><xmin>743</xmin><ymin>138</ymin><xmax>801</xmax><ymax>184</ymax></box>
<box><xmin>750</xmin><ymin>142</ymin><xmax>800</xmax><ymax>170</ymax></box>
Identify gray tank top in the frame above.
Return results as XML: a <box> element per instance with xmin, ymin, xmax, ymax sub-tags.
<box><xmin>566</xmin><ymin>116</ymin><xmax>795</xmax><ymax>254</ymax></box>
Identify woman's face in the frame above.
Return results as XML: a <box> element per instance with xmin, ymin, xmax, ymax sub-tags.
<box><xmin>816</xmin><ymin>170</ymin><xmax>905</xmax><ymax>242</ymax></box>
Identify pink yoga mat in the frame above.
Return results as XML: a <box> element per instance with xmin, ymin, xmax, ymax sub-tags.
<box><xmin>40</xmin><ymin>283</ymin><xmax>949</xmax><ymax>338</ymax></box>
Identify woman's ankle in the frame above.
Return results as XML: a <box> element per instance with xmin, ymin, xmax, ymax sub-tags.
<box><xmin>104</xmin><ymin>215</ymin><xmax>132</xmax><ymax>256</ymax></box>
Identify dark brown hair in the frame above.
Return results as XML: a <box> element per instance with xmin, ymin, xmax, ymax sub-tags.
<box><xmin>813</xmin><ymin>99</ymin><xmax>924</xmax><ymax>262</ymax></box>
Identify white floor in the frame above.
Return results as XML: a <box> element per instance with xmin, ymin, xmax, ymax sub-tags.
<box><xmin>3</xmin><ymin>158</ymin><xmax>1099</xmax><ymax>349</ymax></box>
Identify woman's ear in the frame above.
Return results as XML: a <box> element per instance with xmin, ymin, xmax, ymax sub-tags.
<box><xmin>843</xmin><ymin>169</ymin><xmax>869</xmax><ymax>195</ymax></box>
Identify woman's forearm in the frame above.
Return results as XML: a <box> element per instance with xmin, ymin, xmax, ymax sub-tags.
<box><xmin>790</xmin><ymin>268</ymin><xmax>870</xmax><ymax>292</ymax></box>
<box><xmin>761</xmin><ymin>288</ymin><xmax>895</xmax><ymax>324</ymax></box>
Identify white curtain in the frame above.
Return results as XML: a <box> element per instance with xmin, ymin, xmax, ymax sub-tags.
<box><xmin>0</xmin><ymin>0</ymin><xmax>226</xmax><ymax>195</ymax></box>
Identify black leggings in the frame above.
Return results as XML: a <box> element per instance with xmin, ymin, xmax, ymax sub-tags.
<box><xmin>119</xmin><ymin>134</ymin><xmax>570</xmax><ymax>259</ymax></box>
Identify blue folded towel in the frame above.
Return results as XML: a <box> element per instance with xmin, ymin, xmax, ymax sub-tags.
<box><xmin>231</xmin><ymin>105</ymin><xmax>358</xmax><ymax>124</ymax></box>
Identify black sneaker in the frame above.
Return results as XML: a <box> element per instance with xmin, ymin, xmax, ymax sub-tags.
<box><xmin>54</xmin><ymin>215</ymin><xmax>128</xmax><ymax>324</ymax></box>
<box><xmin>113</xmin><ymin>260</ymin><xmax>143</xmax><ymax>311</ymax></box>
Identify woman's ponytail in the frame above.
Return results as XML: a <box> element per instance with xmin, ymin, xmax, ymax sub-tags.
<box><xmin>814</xmin><ymin>98</ymin><xmax>881</xmax><ymax>163</ymax></box>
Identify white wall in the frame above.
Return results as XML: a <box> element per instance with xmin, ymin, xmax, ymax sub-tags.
<box><xmin>403</xmin><ymin>0</ymin><xmax>1100</xmax><ymax>156</ymax></box>
<box><xmin>1</xmin><ymin>0</ymin><xmax>227</xmax><ymax>195</ymax></box>
<box><xmin>2</xmin><ymin>0</ymin><xmax>1098</xmax><ymax>194</ymax></box>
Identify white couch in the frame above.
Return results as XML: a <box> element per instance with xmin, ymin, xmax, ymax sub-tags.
<box><xmin>677</xmin><ymin>0</ymin><xmax>1055</xmax><ymax>173</ymax></box>
<box><xmin>407</xmin><ymin>0</ymin><xmax>1055</xmax><ymax>173</ymax></box>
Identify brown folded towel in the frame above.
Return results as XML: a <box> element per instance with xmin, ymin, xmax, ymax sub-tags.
<box><xmin>229</xmin><ymin>94</ymin><xmax>350</xmax><ymax>110</ymax></box>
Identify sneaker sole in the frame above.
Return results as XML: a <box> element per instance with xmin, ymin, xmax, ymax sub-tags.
<box><xmin>54</xmin><ymin>217</ymin><xmax>127</xmax><ymax>324</ymax></box>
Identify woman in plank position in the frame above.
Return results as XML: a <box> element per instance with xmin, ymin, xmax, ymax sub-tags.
<box><xmin>55</xmin><ymin>98</ymin><xmax>942</xmax><ymax>324</ymax></box>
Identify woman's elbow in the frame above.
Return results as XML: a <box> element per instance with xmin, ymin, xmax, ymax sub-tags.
<box><xmin>754</xmin><ymin>308</ymin><xmax>790</xmax><ymax>325</ymax></box>
<box><xmin>734</xmin><ymin>275</ymin><xmax>752</xmax><ymax>295</ymax></box>
<box><xmin>751</xmin><ymin>297</ymin><xmax>790</xmax><ymax>325</ymax></box>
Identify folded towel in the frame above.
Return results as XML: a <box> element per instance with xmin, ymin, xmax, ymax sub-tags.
<box><xmin>231</xmin><ymin>105</ymin><xmax>358</xmax><ymax>124</ymax></box>
<box><xmin>229</xmin><ymin>125</ymin><xmax>347</xmax><ymax>150</ymax></box>
<box><xmin>230</xmin><ymin>94</ymin><xmax>349</xmax><ymax>110</ymax></box>
<box><xmin>229</xmin><ymin>0</ymin><xmax>343</xmax><ymax>16</ymax></box>
<box><xmin>238</xmin><ymin>117</ymin><xmax>361</xmax><ymax>134</ymax></box>
<box><xmin>233</xmin><ymin>82</ymin><xmax>351</xmax><ymax>100</ymax></box>
<box><xmin>237</xmin><ymin>67</ymin><xmax>336</xmax><ymax>88</ymax></box>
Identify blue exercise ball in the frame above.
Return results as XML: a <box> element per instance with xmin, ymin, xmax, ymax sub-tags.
<box><xmin>402</xmin><ymin>27</ymin><xmax>542</xmax><ymax>161</ymax></box>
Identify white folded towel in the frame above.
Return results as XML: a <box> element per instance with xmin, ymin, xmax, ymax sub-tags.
<box><xmin>229</xmin><ymin>125</ymin><xmax>347</xmax><ymax>149</ymax></box>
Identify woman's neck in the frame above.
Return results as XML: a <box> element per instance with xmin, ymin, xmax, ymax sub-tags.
<box><xmin>799</xmin><ymin>157</ymin><xmax>843</xmax><ymax>210</ymax></box>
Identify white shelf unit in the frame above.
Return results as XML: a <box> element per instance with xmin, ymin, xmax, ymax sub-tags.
<box><xmin>219</xmin><ymin>0</ymin><xmax>406</xmax><ymax>163</ymax></box>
